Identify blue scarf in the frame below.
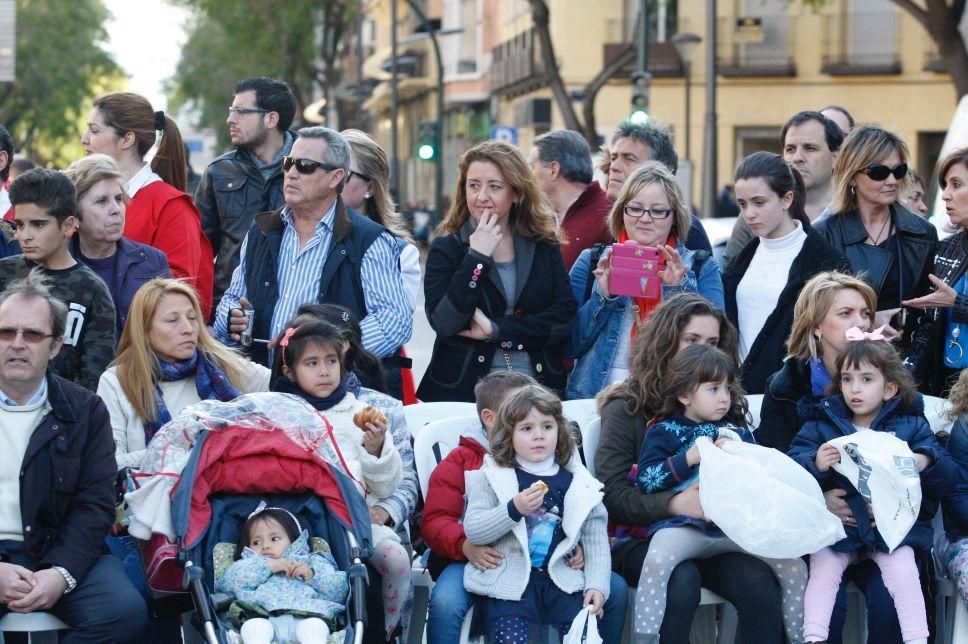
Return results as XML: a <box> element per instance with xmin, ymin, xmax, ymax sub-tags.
<box><xmin>809</xmin><ymin>356</ymin><xmax>832</xmax><ymax>397</ymax></box>
<box><xmin>144</xmin><ymin>351</ymin><xmax>243</xmax><ymax>443</ymax></box>
<box><xmin>272</xmin><ymin>374</ymin><xmax>350</xmax><ymax>411</ymax></box>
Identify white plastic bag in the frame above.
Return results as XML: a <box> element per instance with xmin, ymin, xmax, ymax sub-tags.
<box><xmin>698</xmin><ymin>437</ymin><xmax>846</xmax><ymax>558</ymax></box>
<box><xmin>828</xmin><ymin>431</ymin><xmax>921</xmax><ymax>552</ymax></box>
<box><xmin>562</xmin><ymin>607</ymin><xmax>602</xmax><ymax>644</ymax></box>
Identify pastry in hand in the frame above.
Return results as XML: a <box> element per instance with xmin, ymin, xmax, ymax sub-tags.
<box><xmin>531</xmin><ymin>480</ymin><xmax>549</xmax><ymax>495</ymax></box>
<box><xmin>353</xmin><ymin>406</ymin><xmax>388</xmax><ymax>430</ymax></box>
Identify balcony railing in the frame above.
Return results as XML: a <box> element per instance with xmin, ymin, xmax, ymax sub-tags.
<box><xmin>601</xmin><ymin>42</ymin><xmax>684</xmax><ymax>78</ymax></box>
<box><xmin>821</xmin><ymin>12</ymin><xmax>901</xmax><ymax>75</ymax></box>
<box><xmin>717</xmin><ymin>16</ymin><xmax>796</xmax><ymax>77</ymax></box>
<box><xmin>490</xmin><ymin>27</ymin><xmax>547</xmax><ymax>97</ymax></box>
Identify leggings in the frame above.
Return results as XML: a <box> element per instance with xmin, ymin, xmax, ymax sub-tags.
<box><xmin>804</xmin><ymin>546</ymin><xmax>928</xmax><ymax>643</ymax></box>
<box><xmin>369</xmin><ymin>539</ymin><xmax>411</xmax><ymax>639</ymax></box>
<box><xmin>633</xmin><ymin>527</ymin><xmax>807</xmax><ymax>644</ymax></box>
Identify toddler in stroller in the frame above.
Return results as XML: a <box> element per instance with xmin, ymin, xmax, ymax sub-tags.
<box><xmin>218</xmin><ymin>503</ymin><xmax>349</xmax><ymax>643</ymax></box>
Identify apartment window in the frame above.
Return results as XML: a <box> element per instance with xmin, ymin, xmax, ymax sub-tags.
<box><xmin>822</xmin><ymin>0</ymin><xmax>900</xmax><ymax>74</ymax></box>
<box><xmin>458</xmin><ymin>0</ymin><xmax>478</xmax><ymax>73</ymax></box>
<box><xmin>735</xmin><ymin>127</ymin><xmax>782</xmax><ymax>163</ymax></box>
<box><xmin>719</xmin><ymin>0</ymin><xmax>795</xmax><ymax>76</ymax></box>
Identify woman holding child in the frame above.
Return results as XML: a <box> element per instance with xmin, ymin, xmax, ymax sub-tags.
<box><xmin>595</xmin><ymin>293</ymin><xmax>787</xmax><ymax>643</ymax></box>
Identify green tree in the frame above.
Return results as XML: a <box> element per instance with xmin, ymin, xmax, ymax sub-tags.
<box><xmin>0</xmin><ymin>0</ymin><xmax>122</xmax><ymax>166</ymax></box>
<box><xmin>168</xmin><ymin>0</ymin><xmax>353</xmax><ymax>151</ymax></box>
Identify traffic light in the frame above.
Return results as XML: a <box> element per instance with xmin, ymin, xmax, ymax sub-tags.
<box><xmin>630</xmin><ymin>71</ymin><xmax>651</xmax><ymax>124</ymax></box>
<box><xmin>417</xmin><ymin>120</ymin><xmax>438</xmax><ymax>161</ymax></box>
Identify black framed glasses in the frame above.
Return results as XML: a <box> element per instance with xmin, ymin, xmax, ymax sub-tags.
<box><xmin>282</xmin><ymin>156</ymin><xmax>339</xmax><ymax>175</ymax></box>
<box><xmin>227</xmin><ymin>107</ymin><xmax>271</xmax><ymax>118</ymax></box>
<box><xmin>0</xmin><ymin>327</ymin><xmax>55</xmax><ymax>343</ymax></box>
<box><xmin>348</xmin><ymin>169</ymin><xmax>372</xmax><ymax>183</ymax></box>
<box><xmin>624</xmin><ymin>204</ymin><xmax>674</xmax><ymax>219</ymax></box>
<box><xmin>861</xmin><ymin>162</ymin><xmax>908</xmax><ymax>181</ymax></box>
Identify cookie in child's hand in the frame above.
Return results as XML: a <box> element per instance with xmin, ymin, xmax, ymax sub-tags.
<box><xmin>531</xmin><ymin>480</ymin><xmax>549</xmax><ymax>495</ymax></box>
<box><xmin>353</xmin><ymin>406</ymin><xmax>388</xmax><ymax>430</ymax></box>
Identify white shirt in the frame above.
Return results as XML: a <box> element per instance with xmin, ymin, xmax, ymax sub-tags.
<box><xmin>0</xmin><ymin>388</ymin><xmax>48</xmax><ymax>541</ymax></box>
<box><xmin>0</xmin><ymin>187</ymin><xmax>11</xmax><ymax>216</ymax></box>
<box><xmin>737</xmin><ymin>221</ymin><xmax>807</xmax><ymax>361</ymax></box>
<box><xmin>606</xmin><ymin>307</ymin><xmax>636</xmax><ymax>386</ymax></box>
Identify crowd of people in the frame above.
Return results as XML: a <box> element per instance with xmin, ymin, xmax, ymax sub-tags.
<box><xmin>2</xmin><ymin>75</ymin><xmax>968</xmax><ymax>644</ymax></box>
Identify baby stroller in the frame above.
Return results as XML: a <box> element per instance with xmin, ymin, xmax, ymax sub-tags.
<box><xmin>125</xmin><ymin>394</ymin><xmax>374</xmax><ymax>644</ymax></box>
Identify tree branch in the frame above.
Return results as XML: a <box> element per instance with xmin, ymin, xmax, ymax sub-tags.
<box><xmin>890</xmin><ymin>0</ymin><xmax>931</xmax><ymax>29</ymax></box>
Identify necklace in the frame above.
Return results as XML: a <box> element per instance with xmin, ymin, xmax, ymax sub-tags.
<box><xmin>865</xmin><ymin>213</ymin><xmax>892</xmax><ymax>245</ymax></box>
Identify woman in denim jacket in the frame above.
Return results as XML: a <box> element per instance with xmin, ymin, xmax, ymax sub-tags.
<box><xmin>565</xmin><ymin>162</ymin><xmax>724</xmax><ymax>401</ymax></box>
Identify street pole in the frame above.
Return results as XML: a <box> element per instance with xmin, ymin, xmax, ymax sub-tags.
<box><xmin>684</xmin><ymin>60</ymin><xmax>691</xmax><ymax>163</ymax></box>
<box><xmin>638</xmin><ymin>0</ymin><xmax>649</xmax><ymax>74</ymax></box>
<box><xmin>701</xmin><ymin>0</ymin><xmax>718</xmax><ymax>218</ymax></box>
<box><xmin>390</xmin><ymin>0</ymin><xmax>400</xmax><ymax>202</ymax></box>
<box><xmin>356</xmin><ymin>0</ymin><xmax>364</xmax><ymax>127</ymax></box>
<box><xmin>401</xmin><ymin>0</ymin><xmax>444</xmax><ymax>225</ymax></box>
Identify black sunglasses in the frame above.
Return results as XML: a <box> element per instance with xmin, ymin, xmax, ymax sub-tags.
<box><xmin>348</xmin><ymin>169</ymin><xmax>372</xmax><ymax>183</ymax></box>
<box><xmin>0</xmin><ymin>327</ymin><xmax>55</xmax><ymax>343</ymax></box>
<box><xmin>282</xmin><ymin>156</ymin><xmax>339</xmax><ymax>175</ymax></box>
<box><xmin>861</xmin><ymin>162</ymin><xmax>908</xmax><ymax>181</ymax></box>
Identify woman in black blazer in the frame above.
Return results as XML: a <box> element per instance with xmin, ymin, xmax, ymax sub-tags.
<box><xmin>417</xmin><ymin>141</ymin><xmax>577</xmax><ymax>402</ymax></box>
<box><xmin>723</xmin><ymin>152</ymin><xmax>849</xmax><ymax>394</ymax></box>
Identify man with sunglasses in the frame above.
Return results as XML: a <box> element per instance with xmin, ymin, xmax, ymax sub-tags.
<box><xmin>195</xmin><ymin>76</ymin><xmax>296</xmax><ymax>316</ymax></box>
<box><xmin>0</xmin><ymin>169</ymin><xmax>115</xmax><ymax>392</ymax></box>
<box><xmin>214</xmin><ymin>127</ymin><xmax>412</xmax><ymax>387</ymax></box>
<box><xmin>0</xmin><ymin>274</ymin><xmax>148</xmax><ymax>642</ymax></box>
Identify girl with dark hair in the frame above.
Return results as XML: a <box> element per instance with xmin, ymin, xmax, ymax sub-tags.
<box><xmin>789</xmin><ymin>336</ymin><xmax>956</xmax><ymax>644</ymax></box>
<box><xmin>595</xmin><ymin>293</ymin><xmax>787</xmax><ymax>644</ymax></box>
<box><xmin>724</xmin><ymin>151</ymin><xmax>849</xmax><ymax>393</ymax></box>
<box><xmin>219</xmin><ymin>504</ymin><xmax>349</xmax><ymax>643</ymax></box>
<box><xmin>82</xmin><ymin>92</ymin><xmax>214</xmax><ymax>318</ymax></box>
<box><xmin>633</xmin><ymin>345</ymin><xmax>806</xmax><ymax>643</ymax></box>
<box><xmin>270</xmin><ymin>321</ymin><xmax>412</xmax><ymax>640</ymax></box>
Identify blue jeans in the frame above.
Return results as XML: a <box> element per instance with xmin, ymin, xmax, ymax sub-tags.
<box><xmin>828</xmin><ymin>559</ymin><xmax>903</xmax><ymax>644</ymax></box>
<box><xmin>427</xmin><ymin>562</ymin><xmax>628</xmax><ymax>643</ymax></box>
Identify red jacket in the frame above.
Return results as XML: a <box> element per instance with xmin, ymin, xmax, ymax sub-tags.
<box><xmin>124</xmin><ymin>181</ymin><xmax>215</xmax><ymax>319</ymax></box>
<box><xmin>421</xmin><ymin>434</ymin><xmax>487</xmax><ymax>562</ymax></box>
<box><xmin>560</xmin><ymin>182</ymin><xmax>613</xmax><ymax>270</ymax></box>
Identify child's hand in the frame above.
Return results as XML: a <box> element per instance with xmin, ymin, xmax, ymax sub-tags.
<box><xmin>289</xmin><ymin>562</ymin><xmax>313</xmax><ymax>581</ymax></box>
<box><xmin>815</xmin><ymin>443</ymin><xmax>841</xmax><ymax>472</ymax></box>
<box><xmin>462</xmin><ymin>542</ymin><xmax>504</xmax><ymax>570</ymax></box>
<box><xmin>583</xmin><ymin>589</ymin><xmax>605</xmax><ymax>617</ymax></box>
<box><xmin>685</xmin><ymin>443</ymin><xmax>701</xmax><ymax>467</ymax></box>
<box><xmin>565</xmin><ymin>543</ymin><xmax>585</xmax><ymax>570</ymax></box>
<box><xmin>713</xmin><ymin>438</ymin><xmax>729</xmax><ymax>448</ymax></box>
<box><xmin>915</xmin><ymin>453</ymin><xmax>932</xmax><ymax>472</ymax></box>
<box><xmin>266</xmin><ymin>558</ymin><xmax>293</xmax><ymax>575</ymax></box>
<box><xmin>512</xmin><ymin>485</ymin><xmax>545</xmax><ymax>515</ymax></box>
<box><xmin>361</xmin><ymin>418</ymin><xmax>388</xmax><ymax>456</ymax></box>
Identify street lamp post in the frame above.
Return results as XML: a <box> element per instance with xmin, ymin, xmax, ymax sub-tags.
<box><xmin>671</xmin><ymin>33</ymin><xmax>701</xmax><ymax>166</ymax></box>
<box><xmin>390</xmin><ymin>0</ymin><xmax>400</xmax><ymax>202</ymax></box>
<box><xmin>701</xmin><ymin>0</ymin><xmax>718</xmax><ymax>218</ymax></box>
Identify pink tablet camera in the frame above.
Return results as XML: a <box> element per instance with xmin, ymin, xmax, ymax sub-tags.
<box><xmin>608</xmin><ymin>240</ymin><xmax>664</xmax><ymax>300</ymax></box>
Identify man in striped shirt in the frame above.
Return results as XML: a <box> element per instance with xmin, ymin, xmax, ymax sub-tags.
<box><xmin>214</xmin><ymin>127</ymin><xmax>411</xmax><ymax>384</ymax></box>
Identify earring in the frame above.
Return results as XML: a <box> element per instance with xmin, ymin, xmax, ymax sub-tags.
<box><xmin>364</xmin><ymin>193</ymin><xmax>371</xmax><ymax>199</ymax></box>
<box><xmin>850</xmin><ymin>185</ymin><xmax>856</xmax><ymax>199</ymax></box>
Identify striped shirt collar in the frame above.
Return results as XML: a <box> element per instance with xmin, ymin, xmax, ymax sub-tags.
<box><xmin>279</xmin><ymin>201</ymin><xmax>337</xmax><ymax>235</ymax></box>
<box><xmin>0</xmin><ymin>377</ymin><xmax>47</xmax><ymax>408</ymax></box>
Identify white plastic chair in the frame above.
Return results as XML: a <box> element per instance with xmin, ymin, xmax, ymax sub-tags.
<box><xmin>403</xmin><ymin>402</ymin><xmax>477</xmax><ymax>439</ymax></box>
<box><xmin>562</xmin><ymin>398</ymin><xmax>599</xmax><ymax>432</ymax></box>
<box><xmin>0</xmin><ymin>612</ymin><xmax>69</xmax><ymax>643</ymax></box>
<box><xmin>579</xmin><ymin>417</ymin><xmax>602</xmax><ymax>478</ymax></box>
<box><xmin>746</xmin><ymin>393</ymin><xmax>763</xmax><ymax>432</ymax></box>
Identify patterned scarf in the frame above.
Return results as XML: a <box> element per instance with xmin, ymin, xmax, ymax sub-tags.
<box><xmin>273</xmin><ymin>374</ymin><xmax>350</xmax><ymax>411</ymax></box>
<box><xmin>619</xmin><ymin>229</ymin><xmax>675</xmax><ymax>343</ymax></box>
<box><xmin>143</xmin><ymin>351</ymin><xmax>243</xmax><ymax>443</ymax></box>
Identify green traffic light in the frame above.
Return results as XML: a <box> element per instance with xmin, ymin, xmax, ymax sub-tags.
<box><xmin>630</xmin><ymin>110</ymin><xmax>649</xmax><ymax>125</ymax></box>
<box><xmin>418</xmin><ymin>144</ymin><xmax>436</xmax><ymax>160</ymax></box>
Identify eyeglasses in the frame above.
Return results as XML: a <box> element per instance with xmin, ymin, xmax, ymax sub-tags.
<box><xmin>861</xmin><ymin>162</ymin><xmax>908</xmax><ymax>182</ymax></box>
<box><xmin>282</xmin><ymin>156</ymin><xmax>339</xmax><ymax>175</ymax></box>
<box><xmin>227</xmin><ymin>107</ymin><xmax>271</xmax><ymax>118</ymax></box>
<box><xmin>347</xmin><ymin>169</ymin><xmax>372</xmax><ymax>183</ymax></box>
<box><xmin>0</xmin><ymin>327</ymin><xmax>55</xmax><ymax>343</ymax></box>
<box><xmin>624</xmin><ymin>204</ymin><xmax>674</xmax><ymax>220</ymax></box>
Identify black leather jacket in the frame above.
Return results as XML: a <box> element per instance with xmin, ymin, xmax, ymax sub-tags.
<box><xmin>195</xmin><ymin>133</ymin><xmax>294</xmax><ymax>311</ymax></box>
<box><xmin>813</xmin><ymin>204</ymin><xmax>938</xmax><ymax>305</ymax></box>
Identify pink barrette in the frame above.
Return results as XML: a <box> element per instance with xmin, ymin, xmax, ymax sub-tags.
<box><xmin>280</xmin><ymin>327</ymin><xmax>298</xmax><ymax>367</ymax></box>
<box><xmin>844</xmin><ymin>325</ymin><xmax>888</xmax><ymax>342</ymax></box>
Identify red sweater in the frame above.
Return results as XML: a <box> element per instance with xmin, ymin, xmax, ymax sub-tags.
<box><xmin>421</xmin><ymin>435</ymin><xmax>487</xmax><ymax>561</ymax></box>
<box><xmin>560</xmin><ymin>181</ymin><xmax>614</xmax><ymax>270</ymax></box>
<box><xmin>124</xmin><ymin>181</ymin><xmax>214</xmax><ymax>318</ymax></box>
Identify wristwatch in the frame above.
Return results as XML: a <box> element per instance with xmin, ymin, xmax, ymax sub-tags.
<box><xmin>52</xmin><ymin>566</ymin><xmax>77</xmax><ymax>594</ymax></box>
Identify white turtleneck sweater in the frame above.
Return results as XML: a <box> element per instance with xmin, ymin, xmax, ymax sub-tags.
<box><xmin>0</xmin><ymin>385</ymin><xmax>49</xmax><ymax>541</ymax></box>
<box><xmin>737</xmin><ymin>221</ymin><xmax>807</xmax><ymax>361</ymax></box>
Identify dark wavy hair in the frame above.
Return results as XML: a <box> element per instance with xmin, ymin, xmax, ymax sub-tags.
<box><xmin>274</xmin><ymin>321</ymin><xmax>346</xmax><ymax>382</ymax></box>
<box><xmin>489</xmin><ymin>384</ymin><xmax>575</xmax><ymax>468</ymax></box>
<box><xmin>831</xmin><ymin>339</ymin><xmax>917</xmax><ymax>410</ymax></box>
<box><xmin>655</xmin><ymin>345</ymin><xmax>749</xmax><ymax>423</ymax></box>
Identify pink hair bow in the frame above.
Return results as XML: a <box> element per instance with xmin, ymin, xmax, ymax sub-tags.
<box><xmin>844</xmin><ymin>325</ymin><xmax>888</xmax><ymax>342</ymax></box>
<box><xmin>280</xmin><ymin>327</ymin><xmax>298</xmax><ymax>367</ymax></box>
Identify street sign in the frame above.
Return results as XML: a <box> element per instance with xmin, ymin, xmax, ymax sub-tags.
<box><xmin>490</xmin><ymin>125</ymin><xmax>518</xmax><ymax>145</ymax></box>
<box><xmin>734</xmin><ymin>17</ymin><xmax>764</xmax><ymax>44</ymax></box>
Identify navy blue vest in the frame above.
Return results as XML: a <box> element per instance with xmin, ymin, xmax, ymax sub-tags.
<box><xmin>242</xmin><ymin>200</ymin><xmax>384</xmax><ymax>365</ymax></box>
